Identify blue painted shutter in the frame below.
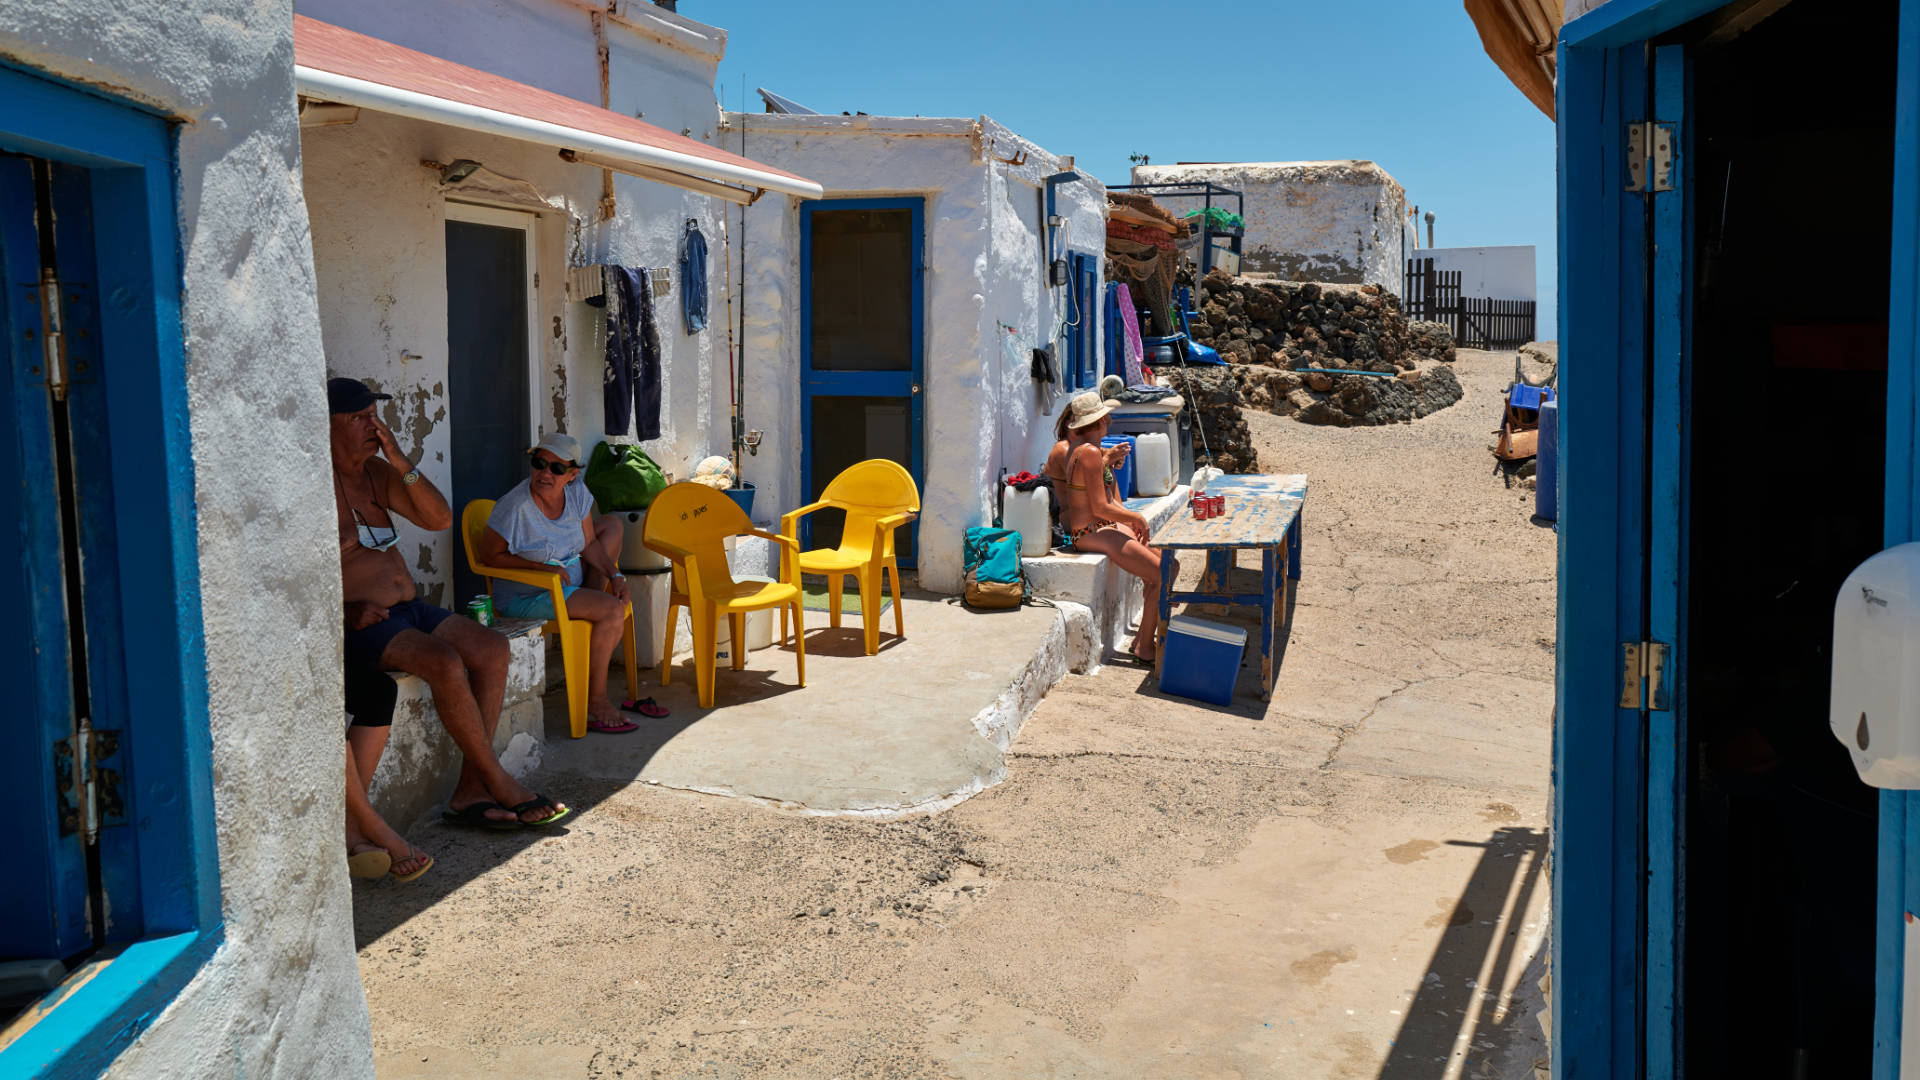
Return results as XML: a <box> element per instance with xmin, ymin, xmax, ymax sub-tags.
<box><xmin>0</xmin><ymin>157</ymin><xmax>93</xmax><ymax>960</ymax></box>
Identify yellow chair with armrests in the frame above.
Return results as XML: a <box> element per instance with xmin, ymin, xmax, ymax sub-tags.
<box><xmin>780</xmin><ymin>459</ymin><xmax>919</xmax><ymax>656</ymax></box>
<box><xmin>461</xmin><ymin>499</ymin><xmax>640</xmax><ymax>739</ymax></box>
<box><xmin>642</xmin><ymin>482</ymin><xmax>805</xmax><ymax>709</ymax></box>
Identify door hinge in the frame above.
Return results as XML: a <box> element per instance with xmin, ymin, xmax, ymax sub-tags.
<box><xmin>1625</xmin><ymin>122</ymin><xmax>1675</xmax><ymax>194</ymax></box>
<box><xmin>36</xmin><ymin>269</ymin><xmax>69</xmax><ymax>402</ymax></box>
<box><xmin>53</xmin><ymin>718</ymin><xmax>125</xmax><ymax>843</ymax></box>
<box><xmin>1619</xmin><ymin>641</ymin><xmax>1674</xmax><ymax>711</ymax></box>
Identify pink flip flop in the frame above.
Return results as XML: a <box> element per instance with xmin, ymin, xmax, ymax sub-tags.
<box><xmin>587</xmin><ymin>715</ymin><xmax>639</xmax><ymax>734</ymax></box>
<box><xmin>621</xmin><ymin>697</ymin><xmax>670</xmax><ymax>719</ymax></box>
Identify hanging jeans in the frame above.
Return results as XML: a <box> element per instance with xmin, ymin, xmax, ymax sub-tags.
<box><xmin>597</xmin><ymin>266</ymin><xmax>662</xmax><ymax>439</ymax></box>
<box><xmin>681</xmin><ymin>225</ymin><xmax>708</xmax><ymax>334</ymax></box>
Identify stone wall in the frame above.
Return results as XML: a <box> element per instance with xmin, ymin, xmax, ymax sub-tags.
<box><xmin>1186</xmin><ymin>268</ymin><xmax>1463</xmax><ymax>431</ymax></box>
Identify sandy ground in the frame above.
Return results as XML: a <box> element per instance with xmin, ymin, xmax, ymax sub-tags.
<box><xmin>355</xmin><ymin>348</ymin><xmax>1556</xmax><ymax>1080</ymax></box>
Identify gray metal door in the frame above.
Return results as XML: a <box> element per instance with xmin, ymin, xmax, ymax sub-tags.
<box><xmin>446</xmin><ymin>211</ymin><xmax>532</xmax><ymax>603</ymax></box>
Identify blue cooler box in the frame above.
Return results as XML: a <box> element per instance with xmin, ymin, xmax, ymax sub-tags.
<box><xmin>1100</xmin><ymin>435</ymin><xmax>1136</xmax><ymax>499</ymax></box>
<box><xmin>1157</xmin><ymin>615</ymin><xmax>1247</xmax><ymax>705</ymax></box>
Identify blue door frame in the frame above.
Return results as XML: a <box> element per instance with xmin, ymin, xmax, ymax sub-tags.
<box><xmin>798</xmin><ymin>197</ymin><xmax>925</xmax><ymax>563</ymax></box>
<box><xmin>0</xmin><ymin>62</ymin><xmax>220</xmax><ymax>1078</ymax></box>
<box><xmin>1556</xmin><ymin>1</ymin><xmax>1920</xmax><ymax>1076</ymax></box>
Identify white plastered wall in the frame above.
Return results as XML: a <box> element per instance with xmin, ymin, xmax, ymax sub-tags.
<box><xmin>0</xmin><ymin>1</ymin><xmax>373</xmax><ymax>1077</ymax></box>
<box><xmin>731</xmin><ymin>114</ymin><xmax>1104</xmax><ymax>594</ymax></box>
<box><xmin>299</xmin><ymin>0</ymin><xmax>738</xmax><ymax>606</ymax></box>
<box><xmin>1132</xmin><ymin>160</ymin><xmax>1410</xmax><ymax>296</ymax></box>
<box><xmin>1409</xmin><ymin>244</ymin><xmax>1538</xmax><ymax>301</ymax></box>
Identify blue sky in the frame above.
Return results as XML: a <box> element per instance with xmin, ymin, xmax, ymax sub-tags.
<box><xmin>710</xmin><ymin>0</ymin><xmax>1558</xmax><ymax>334</ymax></box>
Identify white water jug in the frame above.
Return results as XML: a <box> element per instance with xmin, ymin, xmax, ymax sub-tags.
<box><xmin>1133</xmin><ymin>433</ymin><xmax>1175</xmax><ymax>497</ymax></box>
<box><xmin>1003</xmin><ymin>485</ymin><xmax>1053</xmax><ymax>557</ymax></box>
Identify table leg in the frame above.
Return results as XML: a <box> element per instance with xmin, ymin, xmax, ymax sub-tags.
<box><xmin>1155</xmin><ymin>548</ymin><xmax>1174</xmax><ymax>680</ymax></box>
<box><xmin>1202</xmin><ymin>549</ymin><xmax>1233</xmax><ymax>614</ymax></box>
<box><xmin>1260</xmin><ymin>545</ymin><xmax>1278</xmax><ymax>699</ymax></box>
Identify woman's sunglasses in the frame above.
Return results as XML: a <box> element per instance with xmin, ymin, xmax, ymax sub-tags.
<box><xmin>528</xmin><ymin>453</ymin><xmax>578</xmax><ymax>476</ymax></box>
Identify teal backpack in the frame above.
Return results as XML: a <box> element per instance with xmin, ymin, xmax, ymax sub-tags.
<box><xmin>962</xmin><ymin>526</ymin><xmax>1028</xmax><ymax>609</ymax></box>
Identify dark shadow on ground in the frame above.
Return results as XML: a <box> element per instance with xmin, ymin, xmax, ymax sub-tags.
<box><xmin>351</xmin><ymin>588</ymin><xmax>936</xmax><ymax>949</ymax></box>
<box><xmin>1376</xmin><ymin>825</ymin><xmax>1550</xmax><ymax>1080</ymax></box>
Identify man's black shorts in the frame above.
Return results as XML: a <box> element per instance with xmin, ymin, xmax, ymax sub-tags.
<box><xmin>343</xmin><ymin>599</ymin><xmax>453</xmax><ymax>671</ymax></box>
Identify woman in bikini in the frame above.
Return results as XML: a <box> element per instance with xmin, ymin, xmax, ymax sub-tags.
<box><xmin>1047</xmin><ymin>392</ymin><xmax>1173</xmax><ymax>662</ymax></box>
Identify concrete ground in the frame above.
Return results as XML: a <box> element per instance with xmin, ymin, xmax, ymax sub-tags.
<box><xmin>353</xmin><ymin>347</ymin><xmax>1554</xmax><ymax>1080</ymax></box>
<box><xmin>537</xmin><ymin>594</ymin><xmax>1064</xmax><ymax>815</ymax></box>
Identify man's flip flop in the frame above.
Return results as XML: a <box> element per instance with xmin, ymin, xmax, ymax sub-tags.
<box><xmin>441</xmin><ymin>801</ymin><xmax>521</xmax><ymax>831</ymax></box>
<box><xmin>621</xmin><ymin>697</ymin><xmax>670</xmax><ymax>719</ymax></box>
<box><xmin>588</xmin><ymin>715</ymin><xmax>639</xmax><ymax>734</ymax></box>
<box><xmin>347</xmin><ymin>848</ymin><xmax>392</xmax><ymax>879</ymax></box>
<box><xmin>511</xmin><ymin>794</ymin><xmax>572</xmax><ymax>828</ymax></box>
<box><xmin>389</xmin><ymin>849</ymin><xmax>434</xmax><ymax>883</ymax></box>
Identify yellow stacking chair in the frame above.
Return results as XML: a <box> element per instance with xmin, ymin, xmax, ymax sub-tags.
<box><xmin>780</xmin><ymin>459</ymin><xmax>920</xmax><ymax>656</ymax></box>
<box><xmin>461</xmin><ymin>500</ymin><xmax>639</xmax><ymax>739</ymax></box>
<box><xmin>642</xmin><ymin>482</ymin><xmax>805</xmax><ymax>709</ymax></box>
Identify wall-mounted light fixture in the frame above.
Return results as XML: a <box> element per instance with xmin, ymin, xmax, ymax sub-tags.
<box><xmin>439</xmin><ymin>158</ymin><xmax>482</xmax><ymax>184</ymax></box>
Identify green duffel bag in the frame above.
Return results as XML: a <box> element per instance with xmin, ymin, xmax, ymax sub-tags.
<box><xmin>583</xmin><ymin>441</ymin><xmax>668</xmax><ymax>511</ymax></box>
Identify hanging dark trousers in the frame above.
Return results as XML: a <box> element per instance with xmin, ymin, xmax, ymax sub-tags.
<box><xmin>595</xmin><ymin>265</ymin><xmax>662</xmax><ymax>440</ymax></box>
<box><xmin>681</xmin><ymin>221</ymin><xmax>708</xmax><ymax>334</ymax></box>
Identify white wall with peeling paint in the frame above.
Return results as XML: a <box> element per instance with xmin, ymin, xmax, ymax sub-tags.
<box><xmin>1132</xmin><ymin>160</ymin><xmax>1410</xmax><ymax>297</ymax></box>
<box><xmin>0</xmin><ymin>1</ymin><xmax>373</xmax><ymax>1077</ymax></box>
<box><xmin>731</xmin><ymin>114</ymin><xmax>1104</xmax><ymax>594</ymax></box>
<box><xmin>299</xmin><ymin>0</ymin><xmax>740</xmax><ymax>605</ymax></box>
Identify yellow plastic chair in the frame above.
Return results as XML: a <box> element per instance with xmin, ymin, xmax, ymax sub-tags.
<box><xmin>461</xmin><ymin>499</ymin><xmax>639</xmax><ymax>739</ymax></box>
<box><xmin>642</xmin><ymin>482</ymin><xmax>805</xmax><ymax>709</ymax></box>
<box><xmin>780</xmin><ymin>458</ymin><xmax>920</xmax><ymax>656</ymax></box>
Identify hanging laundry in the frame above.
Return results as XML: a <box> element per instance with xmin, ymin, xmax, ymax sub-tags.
<box><xmin>680</xmin><ymin>220</ymin><xmax>708</xmax><ymax>334</ymax></box>
<box><xmin>1114</xmin><ymin>283</ymin><xmax>1148</xmax><ymax>386</ymax></box>
<box><xmin>593</xmin><ymin>266</ymin><xmax>663</xmax><ymax>440</ymax></box>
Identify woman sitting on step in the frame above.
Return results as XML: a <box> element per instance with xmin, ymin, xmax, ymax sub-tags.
<box><xmin>1045</xmin><ymin>392</ymin><xmax>1173</xmax><ymax>663</ymax></box>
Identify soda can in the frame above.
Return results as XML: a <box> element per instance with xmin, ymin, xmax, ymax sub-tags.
<box><xmin>467</xmin><ymin>595</ymin><xmax>495</xmax><ymax>627</ymax></box>
<box><xmin>1214</xmin><ymin>494</ymin><xmax>1229</xmax><ymax>516</ymax></box>
<box><xmin>1191</xmin><ymin>496</ymin><xmax>1206</xmax><ymax>520</ymax></box>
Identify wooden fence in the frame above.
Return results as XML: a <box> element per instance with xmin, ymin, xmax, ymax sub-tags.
<box><xmin>1403</xmin><ymin>257</ymin><xmax>1535</xmax><ymax>350</ymax></box>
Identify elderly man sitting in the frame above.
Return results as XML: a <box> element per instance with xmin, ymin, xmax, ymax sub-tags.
<box><xmin>329</xmin><ymin>377</ymin><xmax>569</xmax><ymax>829</ymax></box>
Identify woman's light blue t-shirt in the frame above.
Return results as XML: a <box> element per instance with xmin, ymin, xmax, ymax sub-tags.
<box><xmin>486</xmin><ymin>477</ymin><xmax>593</xmax><ymax>605</ymax></box>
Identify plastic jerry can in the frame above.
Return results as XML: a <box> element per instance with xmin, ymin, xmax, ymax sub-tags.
<box><xmin>1003</xmin><ymin>485</ymin><xmax>1053</xmax><ymax>557</ymax></box>
<box><xmin>1132</xmin><ymin>432</ymin><xmax>1175</xmax><ymax>497</ymax></box>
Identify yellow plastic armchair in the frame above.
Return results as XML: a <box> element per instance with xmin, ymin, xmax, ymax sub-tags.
<box><xmin>780</xmin><ymin>458</ymin><xmax>920</xmax><ymax>656</ymax></box>
<box><xmin>642</xmin><ymin>482</ymin><xmax>805</xmax><ymax>709</ymax></box>
<box><xmin>461</xmin><ymin>499</ymin><xmax>640</xmax><ymax>739</ymax></box>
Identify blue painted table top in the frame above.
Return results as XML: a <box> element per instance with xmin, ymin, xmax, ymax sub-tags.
<box><xmin>1153</xmin><ymin>474</ymin><xmax>1308</xmax><ymax>550</ymax></box>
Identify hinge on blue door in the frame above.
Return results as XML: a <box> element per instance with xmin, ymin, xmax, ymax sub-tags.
<box><xmin>1619</xmin><ymin>641</ymin><xmax>1674</xmax><ymax>710</ymax></box>
<box><xmin>52</xmin><ymin>718</ymin><xmax>125</xmax><ymax>842</ymax></box>
<box><xmin>1625</xmin><ymin>122</ymin><xmax>1676</xmax><ymax>194</ymax></box>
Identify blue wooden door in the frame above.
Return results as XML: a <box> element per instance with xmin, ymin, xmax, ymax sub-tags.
<box><xmin>799</xmin><ymin>198</ymin><xmax>924</xmax><ymax>562</ymax></box>
<box><xmin>1644</xmin><ymin>42</ymin><xmax>1691</xmax><ymax>1078</ymax></box>
<box><xmin>0</xmin><ymin>156</ymin><xmax>114</xmax><ymax>962</ymax></box>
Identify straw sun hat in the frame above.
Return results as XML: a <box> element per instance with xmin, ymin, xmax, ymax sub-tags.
<box><xmin>1064</xmin><ymin>391</ymin><xmax>1117</xmax><ymax>431</ymax></box>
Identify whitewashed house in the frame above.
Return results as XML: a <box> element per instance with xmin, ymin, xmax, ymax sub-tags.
<box><xmin>0</xmin><ymin>2</ymin><xmax>370</xmax><ymax>1077</ymax></box>
<box><xmin>731</xmin><ymin>112</ymin><xmax>1109</xmax><ymax>592</ymax></box>
<box><xmin>1132</xmin><ymin>159</ymin><xmax>1412</xmax><ymax>296</ymax></box>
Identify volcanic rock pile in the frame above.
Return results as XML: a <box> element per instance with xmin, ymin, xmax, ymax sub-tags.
<box><xmin>1185</xmin><ymin>268</ymin><xmax>1464</xmax><ymax>429</ymax></box>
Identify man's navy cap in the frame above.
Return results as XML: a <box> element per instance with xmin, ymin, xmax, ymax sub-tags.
<box><xmin>327</xmin><ymin>377</ymin><xmax>392</xmax><ymax>415</ymax></box>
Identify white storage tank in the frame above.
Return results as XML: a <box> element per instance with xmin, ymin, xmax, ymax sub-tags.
<box><xmin>1004</xmin><ymin>485</ymin><xmax>1053</xmax><ymax>557</ymax></box>
<box><xmin>1133</xmin><ymin>432</ymin><xmax>1175</xmax><ymax>497</ymax></box>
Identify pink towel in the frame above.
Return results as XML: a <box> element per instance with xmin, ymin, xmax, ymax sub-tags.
<box><xmin>1115</xmin><ymin>283</ymin><xmax>1147</xmax><ymax>385</ymax></box>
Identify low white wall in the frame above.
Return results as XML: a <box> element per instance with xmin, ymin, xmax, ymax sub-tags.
<box><xmin>1132</xmin><ymin>160</ymin><xmax>1409</xmax><ymax>296</ymax></box>
<box><xmin>0</xmin><ymin>1</ymin><xmax>373</xmax><ymax>1077</ymax></box>
<box><xmin>1412</xmin><ymin>244</ymin><xmax>1537</xmax><ymax>301</ymax></box>
<box><xmin>734</xmin><ymin>114</ymin><xmax>1105</xmax><ymax>593</ymax></box>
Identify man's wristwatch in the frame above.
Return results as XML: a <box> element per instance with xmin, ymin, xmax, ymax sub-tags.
<box><xmin>610</xmin><ymin>572</ymin><xmax>626</xmax><ymax>580</ymax></box>
<box><xmin>401</xmin><ymin>468</ymin><xmax>422</xmax><ymax>486</ymax></box>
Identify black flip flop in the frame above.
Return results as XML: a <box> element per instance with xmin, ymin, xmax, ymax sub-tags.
<box><xmin>441</xmin><ymin>801</ymin><xmax>520</xmax><ymax>831</ymax></box>
<box><xmin>510</xmin><ymin>794</ymin><xmax>572</xmax><ymax>828</ymax></box>
<box><xmin>621</xmin><ymin>697</ymin><xmax>670</xmax><ymax>719</ymax></box>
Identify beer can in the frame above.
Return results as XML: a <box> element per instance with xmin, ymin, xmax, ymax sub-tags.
<box><xmin>467</xmin><ymin>595</ymin><xmax>495</xmax><ymax>627</ymax></box>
